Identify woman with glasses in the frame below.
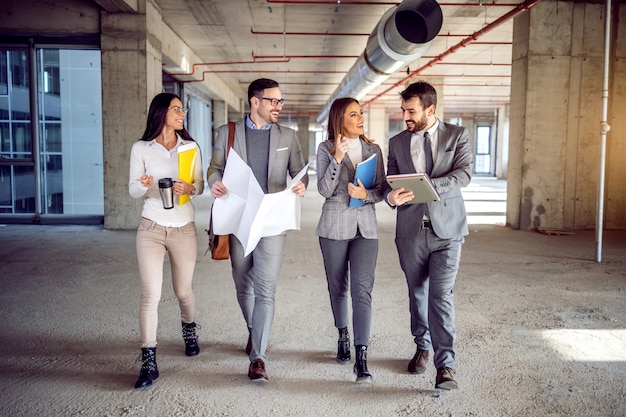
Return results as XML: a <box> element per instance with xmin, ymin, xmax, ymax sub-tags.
<box><xmin>128</xmin><ymin>93</ymin><xmax>204</xmax><ymax>389</ymax></box>
<box><xmin>316</xmin><ymin>97</ymin><xmax>386</xmax><ymax>383</ymax></box>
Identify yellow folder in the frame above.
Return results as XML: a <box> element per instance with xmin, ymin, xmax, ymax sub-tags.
<box><xmin>178</xmin><ymin>143</ymin><xmax>198</xmax><ymax>206</ymax></box>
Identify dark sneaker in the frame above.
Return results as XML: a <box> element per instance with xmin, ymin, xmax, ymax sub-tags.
<box><xmin>435</xmin><ymin>367</ymin><xmax>458</xmax><ymax>390</ymax></box>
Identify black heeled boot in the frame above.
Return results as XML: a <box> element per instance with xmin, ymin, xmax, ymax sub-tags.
<box><xmin>353</xmin><ymin>345</ymin><xmax>373</xmax><ymax>383</ymax></box>
<box><xmin>182</xmin><ymin>321</ymin><xmax>200</xmax><ymax>356</ymax></box>
<box><xmin>336</xmin><ymin>327</ymin><xmax>351</xmax><ymax>363</ymax></box>
<box><xmin>135</xmin><ymin>347</ymin><xmax>159</xmax><ymax>389</ymax></box>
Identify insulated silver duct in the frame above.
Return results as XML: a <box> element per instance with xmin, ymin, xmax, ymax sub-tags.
<box><xmin>316</xmin><ymin>0</ymin><xmax>443</xmax><ymax>123</ymax></box>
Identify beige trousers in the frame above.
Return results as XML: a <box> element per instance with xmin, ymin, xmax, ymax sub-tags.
<box><xmin>136</xmin><ymin>217</ymin><xmax>197</xmax><ymax>348</ymax></box>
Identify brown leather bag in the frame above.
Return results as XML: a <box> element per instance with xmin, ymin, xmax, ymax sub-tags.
<box><xmin>208</xmin><ymin>122</ymin><xmax>235</xmax><ymax>260</ymax></box>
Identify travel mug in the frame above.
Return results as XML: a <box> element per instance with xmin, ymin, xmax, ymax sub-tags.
<box><xmin>158</xmin><ymin>177</ymin><xmax>175</xmax><ymax>209</ymax></box>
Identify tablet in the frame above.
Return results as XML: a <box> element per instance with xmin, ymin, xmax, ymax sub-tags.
<box><xmin>386</xmin><ymin>173</ymin><xmax>440</xmax><ymax>204</ymax></box>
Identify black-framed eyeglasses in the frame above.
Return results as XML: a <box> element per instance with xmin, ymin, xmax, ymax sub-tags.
<box><xmin>256</xmin><ymin>97</ymin><xmax>285</xmax><ymax>106</ymax></box>
<box><xmin>169</xmin><ymin>106</ymin><xmax>188</xmax><ymax>114</ymax></box>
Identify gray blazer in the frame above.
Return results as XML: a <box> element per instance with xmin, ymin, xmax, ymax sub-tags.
<box><xmin>207</xmin><ymin>118</ymin><xmax>308</xmax><ymax>192</ymax></box>
<box><xmin>385</xmin><ymin>121</ymin><xmax>473</xmax><ymax>240</ymax></box>
<box><xmin>316</xmin><ymin>139</ymin><xmax>385</xmax><ymax>240</ymax></box>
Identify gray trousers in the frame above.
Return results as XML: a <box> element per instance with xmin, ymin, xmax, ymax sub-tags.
<box><xmin>319</xmin><ymin>235</ymin><xmax>377</xmax><ymax>346</ymax></box>
<box><xmin>396</xmin><ymin>228</ymin><xmax>463</xmax><ymax>369</ymax></box>
<box><xmin>230</xmin><ymin>233</ymin><xmax>285</xmax><ymax>362</ymax></box>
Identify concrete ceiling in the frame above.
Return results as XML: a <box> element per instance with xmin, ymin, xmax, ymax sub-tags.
<box><xmin>152</xmin><ymin>0</ymin><xmax>541</xmax><ymax>121</ymax></box>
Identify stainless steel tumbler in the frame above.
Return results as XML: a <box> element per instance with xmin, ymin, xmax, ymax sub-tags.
<box><xmin>158</xmin><ymin>177</ymin><xmax>174</xmax><ymax>209</ymax></box>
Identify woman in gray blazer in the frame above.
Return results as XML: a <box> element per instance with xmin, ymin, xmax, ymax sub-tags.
<box><xmin>316</xmin><ymin>97</ymin><xmax>385</xmax><ymax>383</ymax></box>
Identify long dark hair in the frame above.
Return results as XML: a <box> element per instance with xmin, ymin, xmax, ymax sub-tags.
<box><xmin>139</xmin><ymin>93</ymin><xmax>194</xmax><ymax>142</ymax></box>
<box><xmin>326</xmin><ymin>97</ymin><xmax>372</xmax><ymax>153</ymax></box>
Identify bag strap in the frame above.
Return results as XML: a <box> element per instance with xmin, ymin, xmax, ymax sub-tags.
<box><xmin>227</xmin><ymin>121</ymin><xmax>235</xmax><ymax>159</ymax></box>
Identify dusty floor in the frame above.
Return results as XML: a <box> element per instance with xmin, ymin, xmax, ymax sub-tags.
<box><xmin>0</xmin><ymin>179</ymin><xmax>625</xmax><ymax>417</ymax></box>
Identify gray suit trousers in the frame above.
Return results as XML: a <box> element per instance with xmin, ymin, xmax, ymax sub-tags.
<box><xmin>319</xmin><ymin>235</ymin><xmax>377</xmax><ymax>346</ymax></box>
<box><xmin>396</xmin><ymin>229</ymin><xmax>463</xmax><ymax>369</ymax></box>
<box><xmin>229</xmin><ymin>233</ymin><xmax>285</xmax><ymax>362</ymax></box>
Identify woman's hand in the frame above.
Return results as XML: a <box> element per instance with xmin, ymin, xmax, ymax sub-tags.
<box><xmin>348</xmin><ymin>178</ymin><xmax>367</xmax><ymax>200</ymax></box>
<box><xmin>334</xmin><ymin>134</ymin><xmax>348</xmax><ymax>163</ymax></box>
<box><xmin>138</xmin><ymin>175</ymin><xmax>154</xmax><ymax>188</ymax></box>
<box><xmin>173</xmin><ymin>180</ymin><xmax>194</xmax><ymax>195</ymax></box>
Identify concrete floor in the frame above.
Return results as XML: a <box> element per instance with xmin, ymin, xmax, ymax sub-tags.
<box><xmin>0</xmin><ymin>178</ymin><xmax>625</xmax><ymax>416</ymax></box>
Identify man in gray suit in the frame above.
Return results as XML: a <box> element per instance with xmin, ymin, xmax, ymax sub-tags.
<box><xmin>385</xmin><ymin>81</ymin><xmax>473</xmax><ymax>390</ymax></box>
<box><xmin>207</xmin><ymin>78</ymin><xmax>308</xmax><ymax>383</ymax></box>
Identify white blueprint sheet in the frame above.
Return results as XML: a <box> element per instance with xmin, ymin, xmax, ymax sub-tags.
<box><xmin>211</xmin><ymin>150</ymin><xmax>309</xmax><ymax>256</ymax></box>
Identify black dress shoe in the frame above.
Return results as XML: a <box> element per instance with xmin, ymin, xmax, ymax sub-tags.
<box><xmin>408</xmin><ymin>348</ymin><xmax>429</xmax><ymax>374</ymax></box>
<box><xmin>248</xmin><ymin>358</ymin><xmax>268</xmax><ymax>382</ymax></box>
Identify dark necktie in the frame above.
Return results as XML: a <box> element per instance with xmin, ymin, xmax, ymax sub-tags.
<box><xmin>424</xmin><ymin>131</ymin><xmax>433</xmax><ymax>176</ymax></box>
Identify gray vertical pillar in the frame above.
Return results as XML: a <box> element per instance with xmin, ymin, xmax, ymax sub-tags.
<box><xmin>101</xmin><ymin>1</ymin><xmax>163</xmax><ymax>229</ymax></box>
<box><xmin>507</xmin><ymin>1</ymin><xmax>626</xmax><ymax>230</ymax></box>
<box><xmin>297</xmin><ymin>116</ymin><xmax>310</xmax><ymax>166</ymax></box>
<box><xmin>366</xmin><ymin>106</ymin><xmax>388</xmax><ymax>168</ymax></box>
<box><xmin>495</xmin><ymin>105</ymin><xmax>509</xmax><ymax>180</ymax></box>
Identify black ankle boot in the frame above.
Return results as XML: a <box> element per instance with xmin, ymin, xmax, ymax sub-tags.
<box><xmin>135</xmin><ymin>347</ymin><xmax>159</xmax><ymax>389</ymax></box>
<box><xmin>182</xmin><ymin>321</ymin><xmax>200</xmax><ymax>356</ymax></box>
<box><xmin>336</xmin><ymin>327</ymin><xmax>351</xmax><ymax>363</ymax></box>
<box><xmin>353</xmin><ymin>345</ymin><xmax>373</xmax><ymax>383</ymax></box>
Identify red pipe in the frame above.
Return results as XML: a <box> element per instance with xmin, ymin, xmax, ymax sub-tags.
<box><xmin>251</xmin><ymin>54</ymin><xmax>359</xmax><ymax>59</ymax></box>
<box><xmin>251</xmin><ymin>28</ymin><xmax>369</xmax><ymax>36</ymax></box>
<box><xmin>251</xmin><ymin>28</ymin><xmax>513</xmax><ymax>39</ymax></box>
<box><xmin>361</xmin><ymin>0</ymin><xmax>544</xmax><ymax>108</ymax></box>
<box><xmin>266</xmin><ymin>0</ymin><xmax>522</xmax><ymax>6</ymax></box>
<box><xmin>168</xmin><ymin>51</ymin><xmax>289</xmax><ymax>78</ymax></box>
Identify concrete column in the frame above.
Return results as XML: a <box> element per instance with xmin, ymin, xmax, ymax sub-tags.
<box><xmin>297</xmin><ymin>116</ymin><xmax>310</xmax><ymax>165</ymax></box>
<box><xmin>507</xmin><ymin>0</ymin><xmax>626</xmax><ymax>230</ymax></box>
<box><xmin>213</xmin><ymin>99</ymin><xmax>228</xmax><ymax>140</ymax></box>
<box><xmin>496</xmin><ymin>105</ymin><xmax>509</xmax><ymax>179</ymax></box>
<box><xmin>101</xmin><ymin>1</ymin><xmax>162</xmax><ymax>229</ymax></box>
<box><xmin>366</xmin><ymin>106</ymin><xmax>388</xmax><ymax>168</ymax></box>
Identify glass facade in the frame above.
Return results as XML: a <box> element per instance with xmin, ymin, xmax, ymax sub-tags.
<box><xmin>0</xmin><ymin>46</ymin><xmax>103</xmax><ymax>218</ymax></box>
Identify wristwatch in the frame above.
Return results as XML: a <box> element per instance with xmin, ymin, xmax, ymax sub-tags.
<box><xmin>190</xmin><ymin>186</ymin><xmax>197</xmax><ymax>196</ymax></box>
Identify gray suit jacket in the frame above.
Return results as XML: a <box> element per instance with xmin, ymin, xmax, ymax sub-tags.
<box><xmin>316</xmin><ymin>139</ymin><xmax>385</xmax><ymax>240</ymax></box>
<box><xmin>207</xmin><ymin>118</ymin><xmax>309</xmax><ymax>193</ymax></box>
<box><xmin>385</xmin><ymin>121</ymin><xmax>473</xmax><ymax>240</ymax></box>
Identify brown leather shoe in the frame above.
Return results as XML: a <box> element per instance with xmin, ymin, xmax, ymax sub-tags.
<box><xmin>407</xmin><ymin>348</ymin><xmax>429</xmax><ymax>374</ymax></box>
<box><xmin>435</xmin><ymin>367</ymin><xmax>458</xmax><ymax>390</ymax></box>
<box><xmin>248</xmin><ymin>358</ymin><xmax>268</xmax><ymax>382</ymax></box>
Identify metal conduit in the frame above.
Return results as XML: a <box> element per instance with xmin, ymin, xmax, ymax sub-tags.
<box><xmin>362</xmin><ymin>0</ymin><xmax>543</xmax><ymax>108</ymax></box>
<box><xmin>315</xmin><ymin>0</ymin><xmax>443</xmax><ymax>123</ymax></box>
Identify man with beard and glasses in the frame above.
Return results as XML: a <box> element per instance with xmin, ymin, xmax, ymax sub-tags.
<box><xmin>207</xmin><ymin>78</ymin><xmax>308</xmax><ymax>383</ymax></box>
<box><xmin>384</xmin><ymin>81</ymin><xmax>473</xmax><ymax>390</ymax></box>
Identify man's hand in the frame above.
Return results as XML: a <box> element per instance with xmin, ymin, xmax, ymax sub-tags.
<box><xmin>211</xmin><ymin>180</ymin><xmax>228</xmax><ymax>198</ymax></box>
<box><xmin>388</xmin><ymin>187</ymin><xmax>414</xmax><ymax>206</ymax></box>
<box><xmin>291</xmin><ymin>180</ymin><xmax>307</xmax><ymax>197</ymax></box>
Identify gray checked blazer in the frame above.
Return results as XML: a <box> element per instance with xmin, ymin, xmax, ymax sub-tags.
<box><xmin>207</xmin><ymin>118</ymin><xmax>308</xmax><ymax>193</ymax></box>
<box><xmin>385</xmin><ymin>121</ymin><xmax>473</xmax><ymax>240</ymax></box>
<box><xmin>316</xmin><ymin>139</ymin><xmax>385</xmax><ymax>240</ymax></box>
